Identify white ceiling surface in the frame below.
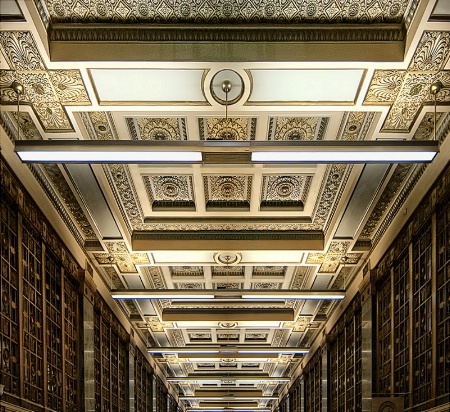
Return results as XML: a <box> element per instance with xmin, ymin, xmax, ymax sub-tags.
<box><xmin>1</xmin><ymin>0</ymin><xmax>450</xmax><ymax>408</ymax></box>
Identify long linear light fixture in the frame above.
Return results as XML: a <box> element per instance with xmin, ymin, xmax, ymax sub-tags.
<box><xmin>15</xmin><ymin>140</ymin><xmax>438</xmax><ymax>164</ymax></box>
<box><xmin>186</xmin><ymin>409</ymin><xmax>271</xmax><ymax>412</ymax></box>
<box><xmin>147</xmin><ymin>346</ymin><xmax>308</xmax><ymax>354</ymax></box>
<box><xmin>111</xmin><ymin>288</ymin><xmax>345</xmax><ymax>300</ymax></box>
<box><xmin>167</xmin><ymin>377</ymin><xmax>290</xmax><ymax>383</ymax></box>
<box><xmin>179</xmin><ymin>396</ymin><xmax>278</xmax><ymax>401</ymax></box>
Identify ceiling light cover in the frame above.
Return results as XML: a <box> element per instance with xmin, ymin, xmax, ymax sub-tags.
<box><xmin>111</xmin><ymin>288</ymin><xmax>345</xmax><ymax>300</ymax></box>
<box><xmin>15</xmin><ymin>140</ymin><xmax>438</xmax><ymax>164</ymax></box>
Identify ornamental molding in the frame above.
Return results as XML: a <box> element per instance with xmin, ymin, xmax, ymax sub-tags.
<box><xmin>0</xmin><ymin>31</ymin><xmax>90</xmax><ymax>132</ymax></box>
<box><xmin>47</xmin><ymin>25</ymin><xmax>406</xmax><ymax>44</ymax></box>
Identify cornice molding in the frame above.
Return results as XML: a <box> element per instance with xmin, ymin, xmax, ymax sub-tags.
<box><xmin>47</xmin><ymin>23</ymin><xmax>406</xmax><ymax>43</ymax></box>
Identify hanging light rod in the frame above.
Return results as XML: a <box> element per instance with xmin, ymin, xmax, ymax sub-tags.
<box><xmin>167</xmin><ymin>377</ymin><xmax>290</xmax><ymax>383</ymax></box>
<box><xmin>147</xmin><ymin>346</ymin><xmax>308</xmax><ymax>354</ymax></box>
<box><xmin>14</xmin><ymin>140</ymin><xmax>438</xmax><ymax>164</ymax></box>
<box><xmin>111</xmin><ymin>288</ymin><xmax>345</xmax><ymax>300</ymax></box>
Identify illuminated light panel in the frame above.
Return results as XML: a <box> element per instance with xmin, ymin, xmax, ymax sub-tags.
<box><xmin>251</xmin><ymin>150</ymin><xmax>437</xmax><ymax>163</ymax></box>
<box><xmin>16</xmin><ymin>150</ymin><xmax>202</xmax><ymax>163</ymax></box>
<box><xmin>179</xmin><ymin>397</ymin><xmax>278</xmax><ymax>401</ymax></box>
<box><xmin>112</xmin><ymin>293</ymin><xmax>215</xmax><ymax>300</ymax></box>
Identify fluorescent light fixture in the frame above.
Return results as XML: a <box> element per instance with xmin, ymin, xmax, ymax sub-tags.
<box><xmin>186</xmin><ymin>409</ymin><xmax>271</xmax><ymax>412</ymax></box>
<box><xmin>251</xmin><ymin>140</ymin><xmax>438</xmax><ymax>163</ymax></box>
<box><xmin>241</xmin><ymin>291</ymin><xmax>345</xmax><ymax>300</ymax></box>
<box><xmin>167</xmin><ymin>377</ymin><xmax>290</xmax><ymax>383</ymax></box>
<box><xmin>238</xmin><ymin>349</ymin><xmax>308</xmax><ymax>354</ymax></box>
<box><xmin>14</xmin><ymin>140</ymin><xmax>202</xmax><ymax>163</ymax></box>
<box><xmin>148</xmin><ymin>348</ymin><xmax>220</xmax><ymax>354</ymax></box>
<box><xmin>179</xmin><ymin>397</ymin><xmax>278</xmax><ymax>401</ymax></box>
<box><xmin>147</xmin><ymin>346</ymin><xmax>308</xmax><ymax>354</ymax></box>
<box><xmin>15</xmin><ymin>140</ymin><xmax>438</xmax><ymax>164</ymax></box>
<box><xmin>111</xmin><ymin>289</ymin><xmax>345</xmax><ymax>300</ymax></box>
<box><xmin>18</xmin><ymin>150</ymin><xmax>202</xmax><ymax>163</ymax></box>
<box><xmin>112</xmin><ymin>292</ymin><xmax>215</xmax><ymax>300</ymax></box>
<box><xmin>251</xmin><ymin>151</ymin><xmax>436</xmax><ymax>163</ymax></box>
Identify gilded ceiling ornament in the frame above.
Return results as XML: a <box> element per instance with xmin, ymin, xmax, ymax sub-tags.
<box><xmin>103</xmin><ymin>266</ymin><xmax>125</xmax><ymax>289</ymax></box>
<box><xmin>0</xmin><ymin>31</ymin><xmax>44</xmax><ymax>70</ymax></box>
<box><xmin>359</xmin><ymin>163</ymin><xmax>412</xmax><ymax>240</ymax></box>
<box><xmin>169</xmin><ymin>329</ymin><xmax>186</xmax><ymax>347</ymax></box>
<box><xmin>245</xmin><ymin>333</ymin><xmax>268</xmax><ymax>340</ymax></box>
<box><xmin>291</xmin><ymin>266</ymin><xmax>310</xmax><ymax>289</ymax></box>
<box><xmin>189</xmin><ymin>333</ymin><xmax>211</xmax><ymax>340</ymax></box>
<box><xmin>268</xmin><ymin>116</ymin><xmax>326</xmax><ymax>141</ymax></box>
<box><xmin>94</xmin><ymin>252</ymin><xmax>139</xmax><ymax>273</ymax></box>
<box><xmin>143</xmin><ymin>267</ymin><xmax>166</xmax><ymax>290</ymax></box>
<box><xmin>133</xmin><ymin>117</ymin><xmax>186</xmax><ymax>140</ymax></box>
<box><xmin>252</xmin><ymin>282</ymin><xmax>281</xmax><ymax>289</ymax></box>
<box><xmin>283</xmin><ymin>317</ymin><xmax>312</xmax><ymax>332</ymax></box>
<box><xmin>199</xmin><ymin>117</ymin><xmax>256</xmax><ymax>140</ymax></box>
<box><xmin>82</xmin><ymin>112</ymin><xmax>117</xmax><ymax>140</ymax></box>
<box><xmin>174</xmin><ymin>282</ymin><xmax>205</xmax><ymax>290</ymax></box>
<box><xmin>0</xmin><ymin>31</ymin><xmax>90</xmax><ymax>131</ymax></box>
<box><xmin>409</xmin><ymin>31</ymin><xmax>450</xmax><ymax>71</ymax></box>
<box><xmin>306</xmin><ymin>241</ymin><xmax>361</xmax><ymax>273</ymax></box>
<box><xmin>212</xmin><ymin>266</ymin><xmax>245</xmax><ymax>277</ymax></box>
<box><xmin>204</xmin><ymin>175</ymin><xmax>252</xmax><ymax>202</ymax></box>
<box><xmin>338</xmin><ymin>112</ymin><xmax>375</xmax><ymax>141</ymax></box>
<box><xmin>272</xmin><ymin>329</ymin><xmax>287</xmax><ymax>347</ymax></box>
<box><xmin>364</xmin><ymin>70</ymin><xmax>406</xmax><ymax>103</ymax></box>
<box><xmin>144</xmin><ymin>175</ymin><xmax>195</xmax><ymax>209</ymax></box>
<box><xmin>144</xmin><ymin>316</ymin><xmax>174</xmax><ymax>332</ymax></box>
<box><xmin>48</xmin><ymin>69</ymin><xmax>90</xmax><ymax>104</ymax></box>
<box><xmin>40</xmin><ymin>0</ymin><xmax>409</xmax><ymax>24</ymax></box>
<box><xmin>365</xmin><ymin>31</ymin><xmax>450</xmax><ymax>133</ymax></box>
<box><xmin>252</xmin><ymin>266</ymin><xmax>286</xmax><ymax>276</ymax></box>
<box><xmin>261</xmin><ymin>175</ymin><xmax>312</xmax><ymax>203</ymax></box>
<box><xmin>312</xmin><ymin>164</ymin><xmax>351</xmax><ymax>231</ymax></box>
<box><xmin>34</xmin><ymin>101</ymin><xmax>73</xmax><ymax>131</ymax></box>
<box><xmin>170</xmin><ymin>266</ymin><xmax>204</xmax><ymax>277</ymax></box>
<box><xmin>104</xmin><ymin>163</ymin><xmax>144</xmax><ymax>231</ymax></box>
<box><xmin>40</xmin><ymin>163</ymin><xmax>97</xmax><ymax>239</ymax></box>
<box><xmin>215</xmin><ymin>282</ymin><xmax>241</xmax><ymax>289</ymax></box>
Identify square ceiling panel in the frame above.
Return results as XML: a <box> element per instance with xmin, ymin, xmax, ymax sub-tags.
<box><xmin>143</xmin><ymin>175</ymin><xmax>196</xmax><ymax>211</ymax></box>
<box><xmin>268</xmin><ymin>116</ymin><xmax>328</xmax><ymax>140</ymax></box>
<box><xmin>260</xmin><ymin>175</ymin><xmax>313</xmax><ymax>211</ymax></box>
<box><xmin>127</xmin><ymin>117</ymin><xmax>187</xmax><ymax>140</ymax></box>
<box><xmin>198</xmin><ymin>117</ymin><xmax>257</xmax><ymax>140</ymax></box>
<box><xmin>204</xmin><ymin>175</ymin><xmax>252</xmax><ymax>211</ymax></box>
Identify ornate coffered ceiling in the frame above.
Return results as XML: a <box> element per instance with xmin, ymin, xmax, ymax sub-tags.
<box><xmin>1</xmin><ymin>0</ymin><xmax>450</xmax><ymax>409</ymax></box>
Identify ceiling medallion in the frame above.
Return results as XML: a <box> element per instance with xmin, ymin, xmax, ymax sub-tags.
<box><xmin>214</xmin><ymin>251</ymin><xmax>242</xmax><ymax>266</ymax></box>
<box><xmin>219</xmin><ymin>321</ymin><xmax>238</xmax><ymax>329</ymax></box>
<box><xmin>210</xmin><ymin>69</ymin><xmax>244</xmax><ymax>105</ymax></box>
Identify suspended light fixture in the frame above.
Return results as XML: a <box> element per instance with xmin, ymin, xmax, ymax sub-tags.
<box><xmin>111</xmin><ymin>288</ymin><xmax>345</xmax><ymax>300</ymax></box>
<box><xmin>147</xmin><ymin>346</ymin><xmax>308</xmax><ymax>355</ymax></box>
<box><xmin>14</xmin><ymin>139</ymin><xmax>438</xmax><ymax>164</ymax></box>
<box><xmin>13</xmin><ymin>75</ymin><xmax>441</xmax><ymax>164</ymax></box>
<box><xmin>167</xmin><ymin>377</ymin><xmax>290</xmax><ymax>383</ymax></box>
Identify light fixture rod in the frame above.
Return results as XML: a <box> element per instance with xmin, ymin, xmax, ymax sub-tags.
<box><xmin>15</xmin><ymin>140</ymin><xmax>438</xmax><ymax>164</ymax></box>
